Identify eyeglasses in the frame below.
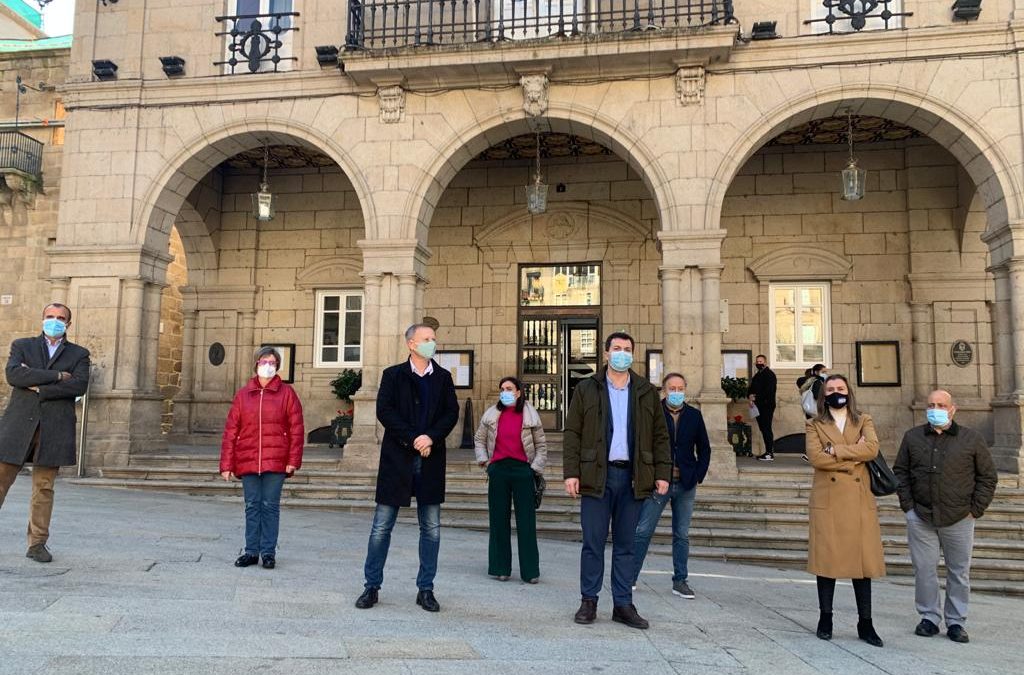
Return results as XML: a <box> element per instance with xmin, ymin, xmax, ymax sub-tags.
<box><xmin>257</xmin><ymin>359</ymin><xmax>277</xmax><ymax>366</ymax></box>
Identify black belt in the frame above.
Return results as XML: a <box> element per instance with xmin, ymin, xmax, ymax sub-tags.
<box><xmin>608</xmin><ymin>460</ymin><xmax>631</xmax><ymax>469</ymax></box>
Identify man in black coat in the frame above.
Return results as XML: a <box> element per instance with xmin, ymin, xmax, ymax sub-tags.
<box><xmin>747</xmin><ymin>353</ymin><xmax>778</xmax><ymax>461</ymax></box>
<box><xmin>355</xmin><ymin>324</ymin><xmax>459</xmax><ymax>613</ymax></box>
<box><xmin>0</xmin><ymin>303</ymin><xmax>91</xmax><ymax>562</ymax></box>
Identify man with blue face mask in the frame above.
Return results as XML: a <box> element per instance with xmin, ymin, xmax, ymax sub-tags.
<box><xmin>355</xmin><ymin>324</ymin><xmax>459</xmax><ymax>613</ymax></box>
<box><xmin>893</xmin><ymin>390</ymin><xmax>997</xmax><ymax>645</ymax></box>
<box><xmin>0</xmin><ymin>303</ymin><xmax>91</xmax><ymax>563</ymax></box>
<box><xmin>563</xmin><ymin>332</ymin><xmax>671</xmax><ymax>629</ymax></box>
<box><xmin>631</xmin><ymin>372</ymin><xmax>710</xmax><ymax>600</ymax></box>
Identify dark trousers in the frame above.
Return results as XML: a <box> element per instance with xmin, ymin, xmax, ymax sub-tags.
<box><xmin>756</xmin><ymin>407</ymin><xmax>775</xmax><ymax>455</ymax></box>
<box><xmin>580</xmin><ymin>465</ymin><xmax>642</xmax><ymax>607</ymax></box>
<box><xmin>486</xmin><ymin>458</ymin><xmax>539</xmax><ymax>581</ymax></box>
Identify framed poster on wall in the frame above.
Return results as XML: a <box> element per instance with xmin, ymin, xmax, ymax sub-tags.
<box><xmin>436</xmin><ymin>350</ymin><xmax>474</xmax><ymax>389</ymax></box>
<box><xmin>721</xmin><ymin>350</ymin><xmax>752</xmax><ymax>380</ymax></box>
<box><xmin>855</xmin><ymin>341</ymin><xmax>901</xmax><ymax>387</ymax></box>
<box><xmin>646</xmin><ymin>350</ymin><xmax>663</xmax><ymax>387</ymax></box>
<box><xmin>261</xmin><ymin>343</ymin><xmax>296</xmax><ymax>383</ymax></box>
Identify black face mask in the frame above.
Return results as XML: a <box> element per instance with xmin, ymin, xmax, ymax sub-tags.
<box><xmin>755</xmin><ymin>364</ymin><xmax>766</xmax><ymax>371</ymax></box>
<box><xmin>825</xmin><ymin>392</ymin><xmax>848</xmax><ymax>409</ymax></box>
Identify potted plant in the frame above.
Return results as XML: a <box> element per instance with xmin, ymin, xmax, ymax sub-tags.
<box><xmin>720</xmin><ymin>376</ymin><xmax>748</xmax><ymax>402</ymax></box>
<box><xmin>328</xmin><ymin>369</ymin><xmax>362</xmax><ymax>448</ymax></box>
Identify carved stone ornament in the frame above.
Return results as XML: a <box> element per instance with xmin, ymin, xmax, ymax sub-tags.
<box><xmin>520</xmin><ymin>74</ymin><xmax>549</xmax><ymax>117</ymax></box>
<box><xmin>378</xmin><ymin>85</ymin><xmax>405</xmax><ymax>124</ymax></box>
<box><xmin>544</xmin><ymin>213</ymin><xmax>578</xmax><ymax>240</ymax></box>
<box><xmin>675</xmin><ymin>65</ymin><xmax>705</xmax><ymax>106</ymax></box>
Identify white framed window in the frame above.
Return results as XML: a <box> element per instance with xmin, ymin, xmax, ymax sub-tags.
<box><xmin>769</xmin><ymin>282</ymin><xmax>831</xmax><ymax>369</ymax></box>
<box><xmin>314</xmin><ymin>290</ymin><xmax>363</xmax><ymax>368</ymax></box>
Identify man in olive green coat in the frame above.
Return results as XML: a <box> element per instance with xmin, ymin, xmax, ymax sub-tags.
<box><xmin>563</xmin><ymin>332</ymin><xmax>671</xmax><ymax>629</ymax></box>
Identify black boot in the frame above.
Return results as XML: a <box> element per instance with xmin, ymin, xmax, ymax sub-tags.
<box><xmin>857</xmin><ymin>618</ymin><xmax>884</xmax><ymax>648</ymax></box>
<box><xmin>816</xmin><ymin>611</ymin><xmax>833</xmax><ymax>640</ymax></box>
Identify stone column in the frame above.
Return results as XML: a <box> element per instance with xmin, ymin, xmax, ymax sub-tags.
<box><xmin>990</xmin><ymin>264</ymin><xmax>1014</xmax><ymax>398</ymax></box>
<box><xmin>141</xmin><ymin>282</ymin><xmax>165</xmax><ymax>393</ymax></box>
<box><xmin>909</xmin><ymin>301</ymin><xmax>934</xmax><ymax>403</ymax></box>
<box><xmin>49</xmin><ymin>278</ymin><xmax>70</xmax><ymax>305</ymax></box>
<box><xmin>360</xmin><ymin>273</ymin><xmax>384</xmax><ymax>389</ymax></box>
<box><xmin>397</xmin><ymin>273</ymin><xmax>418</xmax><ymax>355</ymax></box>
<box><xmin>1008</xmin><ymin>258</ymin><xmax>1024</xmax><ymax>394</ymax></box>
<box><xmin>660</xmin><ymin>267</ymin><xmax>684</xmax><ymax>373</ymax></box>
<box><xmin>235</xmin><ymin>310</ymin><xmax>257</xmax><ymax>389</ymax></box>
<box><xmin>698</xmin><ymin>265</ymin><xmax>737</xmax><ymax>480</ymax></box>
<box><xmin>117</xmin><ymin>279</ymin><xmax>146</xmax><ymax>391</ymax></box>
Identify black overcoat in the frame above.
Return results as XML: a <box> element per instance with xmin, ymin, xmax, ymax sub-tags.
<box><xmin>0</xmin><ymin>335</ymin><xmax>91</xmax><ymax>467</ymax></box>
<box><xmin>374</xmin><ymin>359</ymin><xmax>459</xmax><ymax>507</ymax></box>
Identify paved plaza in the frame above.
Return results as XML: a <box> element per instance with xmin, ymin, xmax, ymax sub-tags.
<box><xmin>1</xmin><ymin>480</ymin><xmax>1022</xmax><ymax>674</ymax></box>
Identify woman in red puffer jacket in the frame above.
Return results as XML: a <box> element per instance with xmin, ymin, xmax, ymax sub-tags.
<box><xmin>220</xmin><ymin>346</ymin><xmax>305</xmax><ymax>570</ymax></box>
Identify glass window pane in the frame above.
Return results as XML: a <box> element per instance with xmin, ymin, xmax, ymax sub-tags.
<box><xmin>343</xmin><ymin>346</ymin><xmax>360</xmax><ymax>362</ymax></box>
<box><xmin>322</xmin><ymin>314</ymin><xmax>339</xmax><ymax>346</ymax></box>
<box><xmin>803</xmin><ymin>288</ymin><xmax>822</xmax><ymax>307</ymax></box>
<box><xmin>804</xmin><ymin>344</ymin><xmax>824</xmax><ymax>361</ymax></box>
<box><xmin>774</xmin><ymin>288</ymin><xmax>794</xmax><ymax>308</ymax></box>
<box><xmin>520</xmin><ymin>264</ymin><xmax>601</xmax><ymax>307</ymax></box>
<box><xmin>346</xmin><ymin>295</ymin><xmax>362</xmax><ymax>310</ymax></box>
<box><xmin>776</xmin><ymin>345</ymin><xmax>796</xmax><ymax>362</ymax></box>
<box><xmin>237</xmin><ymin>0</ymin><xmax>260</xmax><ymax>15</ymax></box>
<box><xmin>344</xmin><ymin>312</ymin><xmax>362</xmax><ymax>345</ymax></box>
<box><xmin>321</xmin><ymin>347</ymin><xmax>338</xmax><ymax>363</ymax></box>
<box><xmin>775</xmin><ymin>308</ymin><xmax>796</xmax><ymax>344</ymax></box>
<box><xmin>323</xmin><ymin>295</ymin><xmax>340</xmax><ymax>311</ymax></box>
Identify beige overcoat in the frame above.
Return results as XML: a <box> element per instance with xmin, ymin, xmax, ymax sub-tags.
<box><xmin>805</xmin><ymin>412</ymin><xmax>886</xmax><ymax>579</ymax></box>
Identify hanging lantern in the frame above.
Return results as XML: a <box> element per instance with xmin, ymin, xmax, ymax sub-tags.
<box><xmin>840</xmin><ymin>111</ymin><xmax>866</xmax><ymax>201</ymax></box>
<box><xmin>251</xmin><ymin>140</ymin><xmax>275</xmax><ymax>221</ymax></box>
<box><xmin>526</xmin><ymin>130</ymin><xmax>547</xmax><ymax>215</ymax></box>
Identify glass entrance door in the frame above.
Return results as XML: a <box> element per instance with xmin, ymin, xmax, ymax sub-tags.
<box><xmin>519</xmin><ymin>316</ymin><xmax>599</xmax><ymax>430</ymax></box>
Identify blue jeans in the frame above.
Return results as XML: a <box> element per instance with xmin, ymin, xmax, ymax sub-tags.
<box><xmin>633</xmin><ymin>481</ymin><xmax>697</xmax><ymax>584</ymax></box>
<box><xmin>240</xmin><ymin>472</ymin><xmax>287</xmax><ymax>557</ymax></box>
<box><xmin>363</xmin><ymin>501</ymin><xmax>441</xmax><ymax>591</ymax></box>
<box><xmin>580</xmin><ymin>465</ymin><xmax>642</xmax><ymax>607</ymax></box>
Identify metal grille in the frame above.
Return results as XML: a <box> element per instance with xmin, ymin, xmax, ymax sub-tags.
<box><xmin>215</xmin><ymin>12</ymin><xmax>300</xmax><ymax>74</ymax></box>
<box><xmin>804</xmin><ymin>0</ymin><xmax>912</xmax><ymax>34</ymax></box>
<box><xmin>345</xmin><ymin>0</ymin><xmax>735</xmax><ymax>50</ymax></box>
<box><xmin>0</xmin><ymin>131</ymin><xmax>44</xmax><ymax>184</ymax></box>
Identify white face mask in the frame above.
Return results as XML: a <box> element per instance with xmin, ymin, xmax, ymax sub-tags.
<box><xmin>257</xmin><ymin>364</ymin><xmax>277</xmax><ymax>379</ymax></box>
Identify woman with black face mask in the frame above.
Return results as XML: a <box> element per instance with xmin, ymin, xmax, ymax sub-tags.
<box><xmin>804</xmin><ymin>374</ymin><xmax>885</xmax><ymax>648</ymax></box>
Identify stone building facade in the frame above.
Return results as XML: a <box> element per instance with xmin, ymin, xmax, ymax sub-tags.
<box><xmin>4</xmin><ymin>0</ymin><xmax>1024</xmax><ymax>481</ymax></box>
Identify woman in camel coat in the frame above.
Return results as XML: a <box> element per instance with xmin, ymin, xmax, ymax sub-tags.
<box><xmin>805</xmin><ymin>374</ymin><xmax>885</xmax><ymax>648</ymax></box>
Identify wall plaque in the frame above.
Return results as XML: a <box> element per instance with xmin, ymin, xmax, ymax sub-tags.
<box><xmin>950</xmin><ymin>340</ymin><xmax>973</xmax><ymax>368</ymax></box>
<box><xmin>208</xmin><ymin>342</ymin><xmax>225</xmax><ymax>366</ymax></box>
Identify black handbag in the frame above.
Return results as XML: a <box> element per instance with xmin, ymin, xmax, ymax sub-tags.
<box><xmin>533</xmin><ymin>472</ymin><xmax>546</xmax><ymax>509</ymax></box>
<box><xmin>866</xmin><ymin>453</ymin><xmax>898</xmax><ymax>497</ymax></box>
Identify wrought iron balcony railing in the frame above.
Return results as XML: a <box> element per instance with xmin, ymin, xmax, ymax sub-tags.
<box><xmin>345</xmin><ymin>0</ymin><xmax>735</xmax><ymax>50</ymax></box>
<box><xmin>0</xmin><ymin>130</ymin><xmax>44</xmax><ymax>185</ymax></box>
<box><xmin>805</xmin><ymin>0</ymin><xmax>912</xmax><ymax>34</ymax></box>
<box><xmin>215</xmin><ymin>11</ymin><xmax>300</xmax><ymax>74</ymax></box>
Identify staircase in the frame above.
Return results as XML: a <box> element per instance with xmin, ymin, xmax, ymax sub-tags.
<box><xmin>70</xmin><ymin>446</ymin><xmax>1024</xmax><ymax>595</ymax></box>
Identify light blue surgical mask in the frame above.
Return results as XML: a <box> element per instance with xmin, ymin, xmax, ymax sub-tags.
<box><xmin>42</xmin><ymin>318</ymin><xmax>66</xmax><ymax>338</ymax></box>
<box><xmin>926</xmin><ymin>408</ymin><xmax>950</xmax><ymax>427</ymax></box>
<box><xmin>608</xmin><ymin>351</ymin><xmax>633</xmax><ymax>372</ymax></box>
<box><xmin>499</xmin><ymin>391</ymin><xmax>517</xmax><ymax>407</ymax></box>
<box><xmin>415</xmin><ymin>340</ymin><xmax>437</xmax><ymax>360</ymax></box>
<box><xmin>666</xmin><ymin>391</ymin><xmax>686</xmax><ymax>408</ymax></box>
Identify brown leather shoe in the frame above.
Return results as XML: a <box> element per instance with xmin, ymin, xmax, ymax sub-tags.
<box><xmin>26</xmin><ymin>544</ymin><xmax>52</xmax><ymax>563</ymax></box>
<box><xmin>612</xmin><ymin>604</ymin><xmax>650</xmax><ymax>630</ymax></box>
<box><xmin>573</xmin><ymin>598</ymin><xmax>597</xmax><ymax>624</ymax></box>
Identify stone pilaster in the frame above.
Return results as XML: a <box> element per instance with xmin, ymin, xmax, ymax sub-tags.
<box><xmin>170</xmin><ymin>309</ymin><xmax>197</xmax><ymax>436</ymax></box>
<box><xmin>235</xmin><ymin>310</ymin><xmax>257</xmax><ymax>390</ymax></box>
<box><xmin>697</xmin><ymin>264</ymin><xmax>737</xmax><ymax>480</ymax></box>
<box><xmin>909</xmin><ymin>301</ymin><xmax>935</xmax><ymax>404</ymax></box>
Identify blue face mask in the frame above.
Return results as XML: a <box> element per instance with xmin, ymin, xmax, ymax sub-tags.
<box><xmin>414</xmin><ymin>340</ymin><xmax>436</xmax><ymax>360</ymax></box>
<box><xmin>608</xmin><ymin>351</ymin><xmax>633</xmax><ymax>372</ymax></box>
<box><xmin>666</xmin><ymin>391</ymin><xmax>686</xmax><ymax>408</ymax></box>
<box><xmin>42</xmin><ymin>318</ymin><xmax>66</xmax><ymax>338</ymax></box>
<box><xmin>926</xmin><ymin>408</ymin><xmax>950</xmax><ymax>427</ymax></box>
<box><xmin>499</xmin><ymin>391</ymin><xmax>517</xmax><ymax>407</ymax></box>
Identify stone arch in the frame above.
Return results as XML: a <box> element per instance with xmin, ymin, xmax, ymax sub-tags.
<box><xmin>133</xmin><ymin>119</ymin><xmax>375</xmax><ymax>258</ymax></box>
<box><xmin>404</xmin><ymin>104</ymin><xmax>676</xmax><ymax>245</ymax></box>
<box><xmin>705</xmin><ymin>85</ymin><xmax>1021</xmax><ymax>246</ymax></box>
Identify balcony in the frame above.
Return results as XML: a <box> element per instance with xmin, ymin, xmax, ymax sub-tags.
<box><xmin>0</xmin><ymin>131</ymin><xmax>44</xmax><ymax>186</ymax></box>
<box><xmin>340</xmin><ymin>0</ymin><xmax>738</xmax><ymax>86</ymax></box>
<box><xmin>215</xmin><ymin>11</ymin><xmax>300</xmax><ymax>74</ymax></box>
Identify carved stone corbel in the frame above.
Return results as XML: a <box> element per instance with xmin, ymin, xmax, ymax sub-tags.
<box><xmin>378</xmin><ymin>85</ymin><xmax>406</xmax><ymax>124</ymax></box>
<box><xmin>675</xmin><ymin>65</ymin><xmax>705</xmax><ymax>106</ymax></box>
<box><xmin>520</xmin><ymin>73</ymin><xmax>549</xmax><ymax>117</ymax></box>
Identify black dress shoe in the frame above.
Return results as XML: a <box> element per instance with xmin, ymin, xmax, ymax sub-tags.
<box><xmin>915</xmin><ymin>618</ymin><xmax>940</xmax><ymax>637</ymax></box>
<box><xmin>355</xmin><ymin>587</ymin><xmax>378</xmax><ymax>609</ymax></box>
<box><xmin>574</xmin><ymin>598</ymin><xmax>597</xmax><ymax>624</ymax></box>
<box><xmin>261</xmin><ymin>555</ymin><xmax>275</xmax><ymax>569</ymax></box>
<box><xmin>816</xmin><ymin>611</ymin><xmax>833</xmax><ymax>640</ymax></box>
<box><xmin>416</xmin><ymin>590</ymin><xmax>440</xmax><ymax>612</ymax></box>
<box><xmin>857</xmin><ymin>618</ymin><xmax>884</xmax><ymax>648</ymax></box>
<box><xmin>947</xmin><ymin>625</ymin><xmax>970</xmax><ymax>643</ymax></box>
<box><xmin>612</xmin><ymin>604</ymin><xmax>650</xmax><ymax>630</ymax></box>
<box><xmin>234</xmin><ymin>553</ymin><xmax>259</xmax><ymax>567</ymax></box>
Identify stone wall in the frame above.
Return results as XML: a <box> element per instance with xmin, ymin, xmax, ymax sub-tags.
<box><xmin>158</xmin><ymin>227</ymin><xmax>187</xmax><ymax>432</ymax></box>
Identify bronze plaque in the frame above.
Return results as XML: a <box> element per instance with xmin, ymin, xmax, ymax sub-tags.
<box><xmin>208</xmin><ymin>342</ymin><xmax>225</xmax><ymax>366</ymax></box>
<box><xmin>950</xmin><ymin>340</ymin><xmax>973</xmax><ymax>368</ymax></box>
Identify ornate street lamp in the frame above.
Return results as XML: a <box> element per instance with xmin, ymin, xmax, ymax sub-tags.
<box><xmin>840</xmin><ymin>111</ymin><xmax>866</xmax><ymax>201</ymax></box>
<box><xmin>526</xmin><ymin>130</ymin><xmax>548</xmax><ymax>215</ymax></box>
<box><xmin>251</xmin><ymin>141</ymin><xmax>275</xmax><ymax>222</ymax></box>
